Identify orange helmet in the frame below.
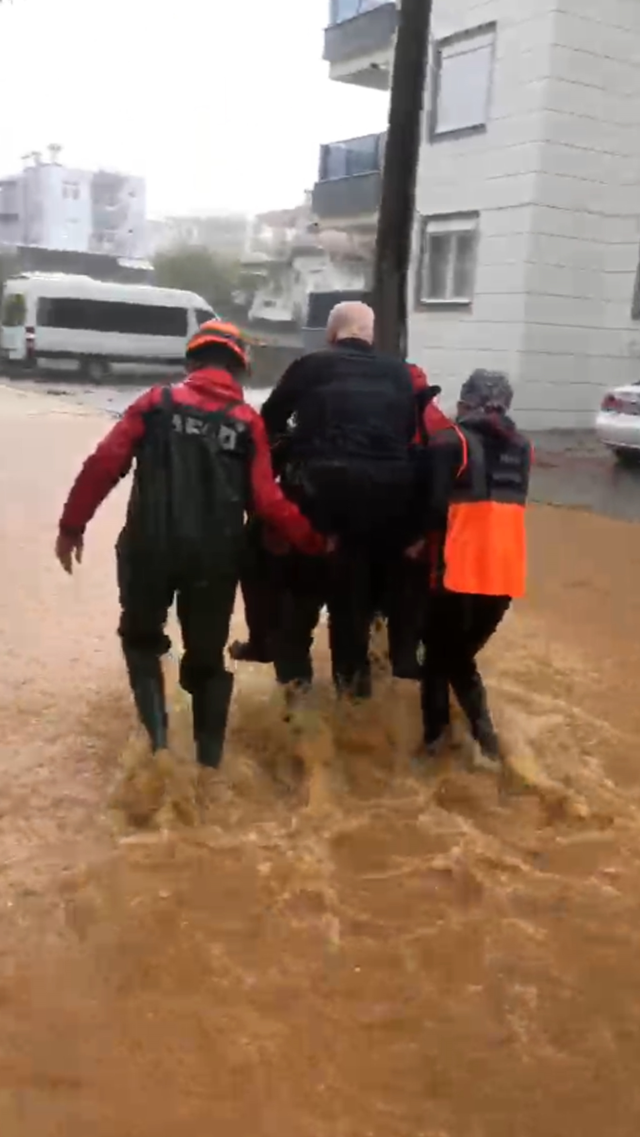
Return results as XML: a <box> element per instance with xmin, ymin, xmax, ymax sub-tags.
<box><xmin>186</xmin><ymin>319</ymin><xmax>249</xmax><ymax>370</ymax></box>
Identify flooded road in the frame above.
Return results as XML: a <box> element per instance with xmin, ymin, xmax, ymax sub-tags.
<box><xmin>13</xmin><ymin>376</ymin><xmax>640</xmax><ymax>522</ymax></box>
<box><xmin>3</xmin><ymin>380</ymin><xmax>640</xmax><ymax>1135</ymax></box>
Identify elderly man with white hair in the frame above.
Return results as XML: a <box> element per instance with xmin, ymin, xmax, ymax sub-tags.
<box><xmin>258</xmin><ymin>299</ymin><xmax>418</xmax><ymax>699</ymax></box>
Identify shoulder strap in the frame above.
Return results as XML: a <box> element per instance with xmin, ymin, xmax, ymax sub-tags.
<box><xmin>450</xmin><ymin>423</ymin><xmax>469</xmax><ymax>480</ymax></box>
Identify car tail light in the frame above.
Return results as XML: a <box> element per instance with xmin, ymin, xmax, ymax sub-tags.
<box><xmin>25</xmin><ymin>327</ymin><xmax>36</xmax><ymax>362</ymax></box>
<box><xmin>601</xmin><ymin>393</ymin><xmax>621</xmax><ymax>413</ymax></box>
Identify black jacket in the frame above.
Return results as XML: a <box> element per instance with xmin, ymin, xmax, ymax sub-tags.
<box><xmin>415</xmin><ymin>410</ymin><xmax>531</xmax><ymax>547</ymax></box>
<box><xmin>261</xmin><ymin>338</ymin><xmax>417</xmax><ymax>466</ymax></box>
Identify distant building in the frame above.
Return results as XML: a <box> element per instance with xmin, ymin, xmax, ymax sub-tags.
<box><xmin>240</xmin><ymin>195</ymin><xmax>370</xmax><ymax>330</ymax></box>
<box><xmin>0</xmin><ymin>146</ymin><xmax>146</xmax><ymax>260</ymax></box>
<box><xmin>146</xmin><ymin>213</ymin><xmax>249</xmax><ymax>260</ymax></box>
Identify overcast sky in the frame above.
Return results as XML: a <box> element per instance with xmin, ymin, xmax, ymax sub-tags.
<box><xmin>0</xmin><ymin>0</ymin><xmax>389</xmax><ymax>217</ymax></box>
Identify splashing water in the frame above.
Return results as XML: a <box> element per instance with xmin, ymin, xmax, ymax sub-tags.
<box><xmin>4</xmin><ymin>615</ymin><xmax>640</xmax><ymax>1137</ymax></box>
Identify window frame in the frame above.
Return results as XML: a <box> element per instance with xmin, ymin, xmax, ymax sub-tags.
<box><xmin>415</xmin><ymin>212</ymin><xmax>480</xmax><ymax>310</ymax></box>
<box><xmin>1</xmin><ymin>292</ymin><xmax>26</xmax><ymax>328</ymax></box>
<box><xmin>329</xmin><ymin>0</ymin><xmax>388</xmax><ymax>26</ymax></box>
<box><xmin>428</xmin><ymin>22</ymin><xmax>497</xmax><ymax>143</ymax></box>
<box><xmin>36</xmin><ymin>297</ymin><xmax>189</xmax><ymax>337</ymax></box>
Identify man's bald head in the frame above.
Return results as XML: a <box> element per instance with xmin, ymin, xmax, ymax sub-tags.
<box><xmin>326</xmin><ymin>301</ymin><xmax>375</xmax><ymax>346</ymax></box>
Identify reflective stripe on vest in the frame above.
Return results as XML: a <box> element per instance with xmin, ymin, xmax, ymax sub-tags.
<box><xmin>444</xmin><ymin>426</ymin><xmax>530</xmax><ymax>598</ymax></box>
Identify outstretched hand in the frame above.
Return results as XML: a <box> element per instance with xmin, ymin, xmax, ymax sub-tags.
<box><xmin>55</xmin><ymin>531</ymin><xmax>84</xmax><ymax>575</ymax></box>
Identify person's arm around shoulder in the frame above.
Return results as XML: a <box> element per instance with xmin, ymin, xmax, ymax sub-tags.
<box><xmin>406</xmin><ymin>428</ymin><xmax>465</xmax><ymax>559</ymax></box>
<box><xmin>245</xmin><ymin>408</ymin><xmax>331</xmax><ymax>556</ymax></box>
<box><xmin>55</xmin><ymin>387</ymin><xmax>158</xmax><ymax>573</ymax></box>
<box><xmin>260</xmin><ymin>354</ymin><xmax>310</xmax><ymax>443</ymax></box>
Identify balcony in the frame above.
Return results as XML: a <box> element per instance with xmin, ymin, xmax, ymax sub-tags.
<box><xmin>311</xmin><ymin>133</ymin><xmax>384</xmax><ymax>225</ymax></box>
<box><xmin>324</xmin><ymin>0</ymin><xmax>396</xmax><ymax>89</ymax></box>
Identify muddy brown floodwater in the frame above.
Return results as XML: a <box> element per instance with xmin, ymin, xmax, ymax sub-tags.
<box><xmin>2</xmin><ymin>382</ymin><xmax>640</xmax><ymax>1136</ymax></box>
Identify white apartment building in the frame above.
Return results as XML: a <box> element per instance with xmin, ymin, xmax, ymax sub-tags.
<box><xmin>0</xmin><ymin>147</ymin><xmax>146</xmax><ymax>260</ymax></box>
<box><xmin>241</xmin><ymin>199</ymin><xmax>369</xmax><ymax>326</ymax></box>
<box><xmin>321</xmin><ymin>0</ymin><xmax>640</xmax><ymax>428</ymax></box>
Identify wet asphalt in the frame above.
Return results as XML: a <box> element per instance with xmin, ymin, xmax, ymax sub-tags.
<box><xmin>8</xmin><ymin>377</ymin><xmax>640</xmax><ymax>524</ymax></box>
<box><xmin>527</xmin><ymin>429</ymin><xmax>640</xmax><ymax>522</ymax></box>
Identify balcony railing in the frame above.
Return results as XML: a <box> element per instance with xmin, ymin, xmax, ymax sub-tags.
<box><xmin>324</xmin><ymin>1</ymin><xmax>397</xmax><ymax>77</ymax></box>
<box><xmin>319</xmin><ymin>133</ymin><xmax>385</xmax><ymax>181</ymax></box>
<box><xmin>329</xmin><ymin>0</ymin><xmax>390</xmax><ymax>26</ymax></box>
<box><xmin>312</xmin><ymin>133</ymin><xmax>385</xmax><ymax>221</ymax></box>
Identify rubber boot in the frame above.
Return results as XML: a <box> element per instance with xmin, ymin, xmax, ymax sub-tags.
<box><xmin>458</xmin><ymin>672</ymin><xmax>503</xmax><ymax>767</ymax></box>
<box><xmin>123</xmin><ymin>648</ymin><xmax>168</xmax><ymax>752</ymax></box>
<box><xmin>282</xmin><ymin>679</ymin><xmax>312</xmax><ymax>724</ymax></box>
<box><xmin>191</xmin><ymin>670</ymin><xmax>235</xmax><ymax>769</ymax></box>
<box><xmin>229</xmin><ymin>639</ymin><xmax>273</xmax><ymax>664</ymax></box>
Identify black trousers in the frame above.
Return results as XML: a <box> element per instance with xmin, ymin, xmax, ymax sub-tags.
<box><xmin>272</xmin><ymin>543</ymin><xmax>413</xmax><ymax>697</ymax></box>
<box><xmin>271</xmin><ymin>552</ymin><xmax>327</xmax><ymax>689</ymax></box>
<box><xmin>271</xmin><ymin>458</ymin><xmax>421</xmax><ymax>695</ymax></box>
<box><xmin>237</xmin><ymin>519</ymin><xmax>277</xmax><ymax>655</ymax></box>
<box><xmin>420</xmin><ymin>592</ymin><xmax>510</xmax><ymax>753</ymax></box>
<box><xmin>117</xmin><ymin>549</ymin><xmax>238</xmax><ymax>694</ymax></box>
<box><xmin>379</xmin><ymin>555</ymin><xmax>427</xmax><ymax>679</ymax></box>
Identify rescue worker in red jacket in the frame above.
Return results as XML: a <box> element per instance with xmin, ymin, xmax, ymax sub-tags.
<box><xmin>411</xmin><ymin>369</ymin><xmax>531</xmax><ymax>765</ymax></box>
<box><xmin>407</xmin><ymin>363</ymin><xmax>451</xmax><ymax>436</ymax></box>
<box><xmin>381</xmin><ymin>362</ymin><xmax>448</xmax><ymax>680</ymax></box>
<box><xmin>55</xmin><ymin>321</ymin><xmax>331</xmax><ymax>769</ymax></box>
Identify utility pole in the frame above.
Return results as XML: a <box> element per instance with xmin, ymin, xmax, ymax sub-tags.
<box><xmin>372</xmin><ymin>0</ymin><xmax>433</xmax><ymax>357</ymax></box>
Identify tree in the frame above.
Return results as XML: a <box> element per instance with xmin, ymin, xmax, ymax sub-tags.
<box><xmin>154</xmin><ymin>245</ymin><xmax>241</xmax><ymax>316</ymax></box>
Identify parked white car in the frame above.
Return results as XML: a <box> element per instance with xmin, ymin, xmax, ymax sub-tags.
<box><xmin>595</xmin><ymin>385</ymin><xmax>640</xmax><ymax>462</ymax></box>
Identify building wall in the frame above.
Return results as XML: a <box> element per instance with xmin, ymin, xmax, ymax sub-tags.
<box><xmin>0</xmin><ymin>161</ymin><xmax>146</xmax><ymax>260</ymax></box>
<box><xmin>410</xmin><ymin>0</ymin><xmax>640</xmax><ymax>427</ymax></box>
<box><xmin>519</xmin><ymin>0</ymin><xmax>640</xmax><ymax>426</ymax></box>
<box><xmin>35</xmin><ymin>165</ymin><xmax>93</xmax><ymax>252</ymax></box>
<box><xmin>0</xmin><ymin>179</ymin><xmax>22</xmax><ymax>246</ymax></box>
<box><xmin>409</xmin><ymin>0</ymin><xmax>556</xmax><ymax>416</ymax></box>
<box><xmin>90</xmin><ymin>172</ymin><xmax>146</xmax><ymax>259</ymax></box>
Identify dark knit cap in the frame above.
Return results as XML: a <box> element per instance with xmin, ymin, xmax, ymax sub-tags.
<box><xmin>460</xmin><ymin>369</ymin><xmax>513</xmax><ymax>412</ymax></box>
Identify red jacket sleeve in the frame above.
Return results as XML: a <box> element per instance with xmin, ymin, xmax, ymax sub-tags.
<box><xmin>424</xmin><ymin>402</ymin><xmax>452</xmax><ymax>434</ymax></box>
<box><xmin>408</xmin><ymin>363</ymin><xmax>428</xmax><ymax>392</ymax></box>
<box><xmin>246</xmin><ymin>410</ymin><xmax>326</xmax><ymax>555</ymax></box>
<box><xmin>58</xmin><ymin>388</ymin><xmax>158</xmax><ymax>536</ymax></box>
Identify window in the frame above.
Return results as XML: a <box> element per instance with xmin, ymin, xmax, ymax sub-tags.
<box><xmin>195</xmin><ymin>308</ymin><xmax>214</xmax><ymax>326</ymax></box>
<box><xmin>431</xmin><ymin>24</ymin><xmax>496</xmax><ymax>139</ymax></box>
<box><xmin>36</xmin><ymin>298</ymin><xmax>188</xmax><ymax>337</ymax></box>
<box><xmin>319</xmin><ymin>134</ymin><xmax>383</xmax><ymax>180</ymax></box>
<box><xmin>1</xmin><ymin>293</ymin><xmax>26</xmax><ymax>327</ymax></box>
<box><xmin>417</xmin><ymin>214</ymin><xmax>479</xmax><ymax>306</ymax></box>
<box><xmin>330</xmin><ymin>0</ymin><xmax>387</xmax><ymax>24</ymax></box>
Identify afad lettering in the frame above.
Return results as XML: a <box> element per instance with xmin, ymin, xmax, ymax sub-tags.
<box><xmin>171</xmin><ymin>414</ymin><xmax>242</xmax><ymax>451</ymax></box>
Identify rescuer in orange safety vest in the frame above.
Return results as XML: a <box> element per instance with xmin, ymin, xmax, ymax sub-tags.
<box><xmin>409</xmin><ymin>369</ymin><xmax>532</xmax><ymax>766</ymax></box>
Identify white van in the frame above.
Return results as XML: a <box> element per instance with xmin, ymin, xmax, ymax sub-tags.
<box><xmin>0</xmin><ymin>274</ymin><xmax>217</xmax><ymax>381</ymax></box>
